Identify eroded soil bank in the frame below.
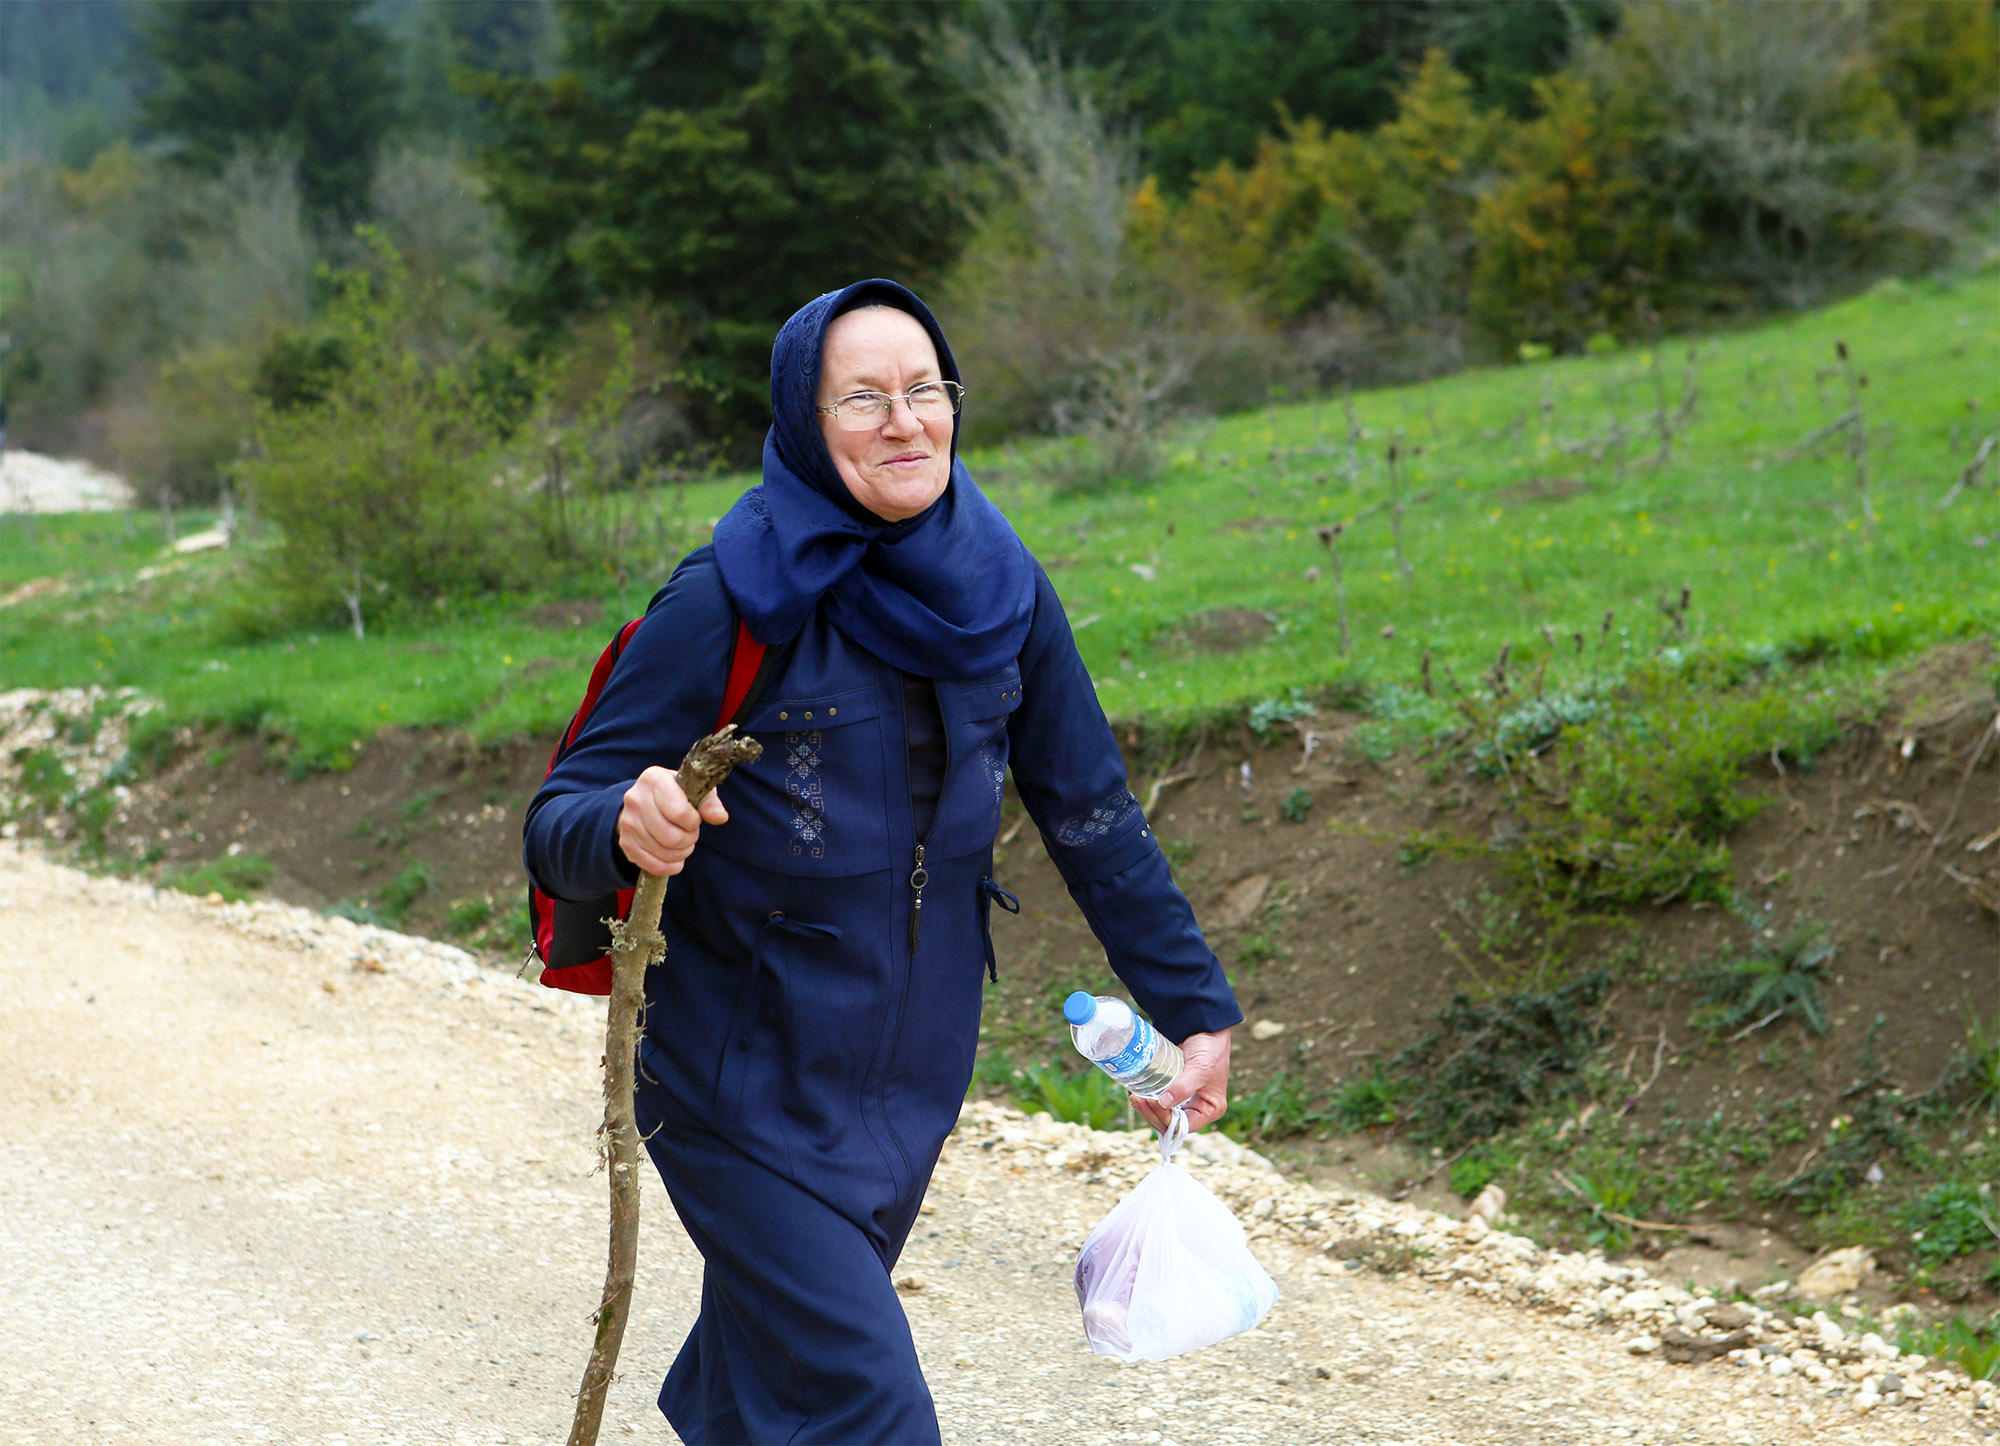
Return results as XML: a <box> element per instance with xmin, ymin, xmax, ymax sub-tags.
<box><xmin>8</xmin><ymin>642</ymin><xmax>1998</xmax><ymax>1309</ymax></box>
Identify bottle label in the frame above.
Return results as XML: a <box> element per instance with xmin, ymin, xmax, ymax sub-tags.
<box><xmin>1098</xmin><ymin>1014</ymin><xmax>1158</xmax><ymax>1083</ymax></box>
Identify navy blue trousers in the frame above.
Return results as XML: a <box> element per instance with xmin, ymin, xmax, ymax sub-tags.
<box><xmin>636</xmin><ymin>1067</ymin><xmax>941</xmax><ymax>1446</ymax></box>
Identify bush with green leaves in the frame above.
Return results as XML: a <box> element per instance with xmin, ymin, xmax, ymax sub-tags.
<box><xmin>1902</xmin><ymin>1182</ymin><xmax>2000</xmax><ymax>1265</ymax></box>
<box><xmin>1389</xmin><ymin>972</ymin><xmax>1610</xmax><ymax>1147</ymax></box>
<box><xmin>234</xmin><ymin>239</ymin><xmax>537</xmax><ymax>637</ymax></box>
<box><xmin>1477</xmin><ymin>656</ymin><xmax>1849</xmax><ymax>909</ymax></box>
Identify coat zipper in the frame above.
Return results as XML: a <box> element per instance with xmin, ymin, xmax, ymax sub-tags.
<box><xmin>908</xmin><ymin>842</ymin><xmax>928</xmax><ymax>953</ymax></box>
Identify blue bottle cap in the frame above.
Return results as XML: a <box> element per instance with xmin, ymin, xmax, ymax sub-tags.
<box><xmin>1061</xmin><ymin>991</ymin><xmax>1097</xmax><ymax>1026</ymax></box>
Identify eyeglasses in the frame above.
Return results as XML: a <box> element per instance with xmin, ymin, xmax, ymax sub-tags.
<box><xmin>816</xmin><ymin>380</ymin><xmax>964</xmax><ymax>431</ymax></box>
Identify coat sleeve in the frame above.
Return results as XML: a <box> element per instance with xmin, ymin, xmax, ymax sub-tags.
<box><xmin>1006</xmin><ymin>561</ymin><xmax>1242</xmax><ymax>1044</ymax></box>
<box><xmin>523</xmin><ymin>548</ymin><xmax>737</xmax><ymax>901</ymax></box>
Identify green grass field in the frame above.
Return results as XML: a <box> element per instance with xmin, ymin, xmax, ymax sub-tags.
<box><xmin>3</xmin><ymin>267</ymin><xmax>1995</xmax><ymax>765</ymax></box>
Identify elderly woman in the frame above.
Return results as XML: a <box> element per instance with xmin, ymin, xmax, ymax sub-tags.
<box><xmin>524</xmin><ymin>279</ymin><xmax>1239</xmax><ymax>1445</ymax></box>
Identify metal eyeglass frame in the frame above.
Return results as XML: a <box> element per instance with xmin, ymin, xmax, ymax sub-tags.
<box><xmin>816</xmin><ymin>381</ymin><xmax>965</xmax><ymax>429</ymax></box>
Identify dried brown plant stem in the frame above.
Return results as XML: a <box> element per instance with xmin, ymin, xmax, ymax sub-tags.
<box><xmin>1315</xmin><ymin>524</ymin><xmax>1351</xmax><ymax>655</ymax></box>
<box><xmin>567</xmin><ymin>725</ymin><xmax>763</xmax><ymax>1446</ymax></box>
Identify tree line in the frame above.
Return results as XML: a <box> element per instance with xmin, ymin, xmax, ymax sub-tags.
<box><xmin>0</xmin><ymin>1</ymin><xmax>1992</xmax><ymax>632</ymax></box>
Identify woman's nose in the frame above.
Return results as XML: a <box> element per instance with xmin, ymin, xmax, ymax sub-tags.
<box><xmin>880</xmin><ymin>395</ymin><xmax>923</xmax><ymax>439</ymax></box>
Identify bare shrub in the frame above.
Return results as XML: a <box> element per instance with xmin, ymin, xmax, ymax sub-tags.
<box><xmin>1597</xmin><ymin>0</ymin><xmax>1940</xmax><ymax>303</ymax></box>
<box><xmin>937</xmin><ymin>34</ymin><xmax>1278</xmax><ymax>480</ymax></box>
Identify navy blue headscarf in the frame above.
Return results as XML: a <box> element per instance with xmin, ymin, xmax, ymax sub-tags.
<box><xmin>712</xmin><ymin>279</ymin><xmax>1037</xmax><ymax>681</ymax></box>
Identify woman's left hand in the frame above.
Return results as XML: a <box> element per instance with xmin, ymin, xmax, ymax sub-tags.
<box><xmin>1132</xmin><ymin>1028</ymin><xmax>1232</xmax><ymax>1135</ymax></box>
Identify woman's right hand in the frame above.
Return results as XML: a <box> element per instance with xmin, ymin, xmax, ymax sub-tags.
<box><xmin>617</xmin><ymin>766</ymin><xmax>729</xmax><ymax>877</ymax></box>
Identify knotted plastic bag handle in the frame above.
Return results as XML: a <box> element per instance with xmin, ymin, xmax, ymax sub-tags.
<box><xmin>1158</xmin><ymin>1101</ymin><xmax>1190</xmax><ymax>1163</ymax></box>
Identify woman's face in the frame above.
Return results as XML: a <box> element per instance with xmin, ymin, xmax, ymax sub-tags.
<box><xmin>816</xmin><ymin>307</ymin><xmax>954</xmax><ymax>522</ymax></box>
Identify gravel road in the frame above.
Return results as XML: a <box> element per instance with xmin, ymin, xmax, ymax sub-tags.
<box><xmin>3</xmin><ymin>843</ymin><xmax>1991</xmax><ymax>1445</ymax></box>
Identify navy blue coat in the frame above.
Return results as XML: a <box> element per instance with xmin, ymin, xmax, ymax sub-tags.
<box><xmin>525</xmin><ymin>544</ymin><xmax>1239</xmax><ymax>1442</ymax></box>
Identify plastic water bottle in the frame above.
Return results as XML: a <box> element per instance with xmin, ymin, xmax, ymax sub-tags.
<box><xmin>1063</xmin><ymin>992</ymin><xmax>1183</xmax><ymax>1099</ymax></box>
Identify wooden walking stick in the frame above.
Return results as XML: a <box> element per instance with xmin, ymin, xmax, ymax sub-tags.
<box><xmin>567</xmin><ymin>724</ymin><xmax>763</xmax><ymax>1446</ymax></box>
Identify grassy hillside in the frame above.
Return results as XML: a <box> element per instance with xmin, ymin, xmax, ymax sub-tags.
<box><xmin>3</xmin><ymin>268</ymin><xmax>1997</xmax><ymax>1373</ymax></box>
<box><xmin>2</xmin><ymin>268</ymin><xmax>1995</xmax><ymax>769</ymax></box>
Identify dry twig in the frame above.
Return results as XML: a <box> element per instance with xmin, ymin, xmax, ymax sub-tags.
<box><xmin>1894</xmin><ymin>709</ymin><xmax>1997</xmax><ymax>898</ymax></box>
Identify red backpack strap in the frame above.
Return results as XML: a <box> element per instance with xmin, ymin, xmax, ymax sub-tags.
<box><xmin>716</xmin><ymin>618</ymin><xmax>767</xmax><ymax>730</ymax></box>
<box><xmin>551</xmin><ymin>616</ymin><xmax>647</xmax><ymax>764</ymax></box>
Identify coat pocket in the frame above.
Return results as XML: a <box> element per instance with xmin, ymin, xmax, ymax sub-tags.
<box><xmin>705</xmin><ymin>685</ymin><xmax>892</xmax><ymax>878</ymax></box>
<box><xmin>712</xmin><ymin>911</ymin><xmax>844</xmax><ymax>1120</ymax></box>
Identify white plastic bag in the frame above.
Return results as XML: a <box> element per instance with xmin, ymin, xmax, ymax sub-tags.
<box><xmin>1073</xmin><ymin>1106</ymin><xmax>1279</xmax><ymax>1362</ymax></box>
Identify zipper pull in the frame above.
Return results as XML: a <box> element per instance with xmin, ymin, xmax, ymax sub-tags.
<box><xmin>909</xmin><ymin>843</ymin><xmax>928</xmax><ymax>954</ymax></box>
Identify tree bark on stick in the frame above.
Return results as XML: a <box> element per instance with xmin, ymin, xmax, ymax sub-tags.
<box><xmin>566</xmin><ymin>725</ymin><xmax>763</xmax><ymax>1446</ymax></box>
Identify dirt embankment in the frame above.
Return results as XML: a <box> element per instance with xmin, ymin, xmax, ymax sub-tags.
<box><xmin>7</xmin><ymin>642</ymin><xmax>1998</xmax><ymax>1291</ymax></box>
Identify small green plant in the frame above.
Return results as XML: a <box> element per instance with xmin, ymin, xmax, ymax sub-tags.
<box><xmin>1248</xmin><ymin>688</ymin><xmax>1316</xmax><ymax>735</ymax></box>
<box><xmin>1940</xmin><ymin>1013</ymin><xmax>2000</xmax><ymax>1119</ymax></box>
<box><xmin>164</xmin><ymin>852</ymin><xmax>275</xmax><ymax>902</ymax></box>
<box><xmin>1455</xmin><ymin>654</ymin><xmax>1850</xmax><ymax>911</ymax></box>
<box><xmin>1279</xmin><ymin>787</ymin><xmax>1313</xmax><ymax>823</ymax></box>
<box><xmin>1448</xmin><ymin>1147</ymin><xmax>1509</xmax><ymax>1199</ymax></box>
<box><xmin>1689</xmin><ymin>923</ymin><xmax>1834</xmax><ymax>1037</ymax></box>
<box><xmin>324</xmin><ymin>899</ymin><xmax>388</xmax><ymax>926</ymax></box>
<box><xmin>1161</xmin><ymin>839</ymin><xmax>1198</xmax><ymax>871</ymax></box>
<box><xmin>447</xmin><ymin>896</ymin><xmax>493</xmax><ymax>935</ymax></box>
<box><xmin>1396</xmin><ymin>835</ymin><xmax>1436</xmax><ymax>873</ymax></box>
<box><xmin>1220</xmin><ymin>1070</ymin><xmax>1330</xmax><ymax>1144</ymax></box>
<box><xmin>1234</xmin><ymin>931</ymin><xmax>1277</xmax><ymax>972</ymax></box>
<box><xmin>1012</xmin><ymin>1063</ymin><xmax>1131</xmax><ymax>1132</ymax></box>
<box><xmin>13</xmin><ymin>746</ymin><xmax>70</xmax><ymax>813</ymax></box>
<box><xmin>1897</xmin><ymin>1311</ymin><xmax>2000</xmax><ymax>1382</ymax></box>
<box><xmin>398</xmin><ymin>787</ymin><xmax>449</xmax><ymax>825</ymax></box>
<box><xmin>1568</xmin><ymin>1163</ymin><xmax>1642</xmax><ymax>1253</ymax></box>
<box><xmin>1902</xmin><ymin>1182</ymin><xmax>2000</xmax><ymax>1263</ymax></box>
<box><xmin>1330</xmin><ymin>1068</ymin><xmax>1404</xmax><ymax>1131</ymax></box>
<box><xmin>376</xmin><ymin>860</ymin><xmax>433</xmax><ymax>923</ymax></box>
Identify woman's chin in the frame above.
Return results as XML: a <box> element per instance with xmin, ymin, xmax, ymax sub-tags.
<box><xmin>854</xmin><ymin>473</ymin><xmax>949</xmax><ymax>522</ymax></box>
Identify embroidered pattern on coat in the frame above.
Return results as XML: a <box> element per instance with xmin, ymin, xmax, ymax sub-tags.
<box><xmin>978</xmin><ymin>741</ymin><xmax>1007</xmax><ymax>808</ymax></box>
<box><xmin>785</xmin><ymin>731</ymin><xmax>826</xmax><ymax>858</ymax></box>
<box><xmin>1052</xmin><ymin>788</ymin><xmax>1139</xmax><ymax>848</ymax></box>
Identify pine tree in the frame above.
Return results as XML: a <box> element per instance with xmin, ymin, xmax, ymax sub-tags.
<box><xmin>470</xmin><ymin>0</ymin><xmax>969</xmax><ymax>442</ymax></box>
<box><xmin>136</xmin><ymin>0</ymin><xmax>399</xmax><ymax>222</ymax></box>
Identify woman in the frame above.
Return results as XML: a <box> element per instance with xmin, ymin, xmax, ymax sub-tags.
<box><xmin>525</xmin><ymin>279</ymin><xmax>1239</xmax><ymax>1445</ymax></box>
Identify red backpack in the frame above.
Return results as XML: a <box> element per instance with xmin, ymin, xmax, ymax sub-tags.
<box><xmin>526</xmin><ymin>608</ymin><xmax>777</xmax><ymax>996</ymax></box>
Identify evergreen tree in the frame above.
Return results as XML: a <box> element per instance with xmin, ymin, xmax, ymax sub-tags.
<box><xmin>136</xmin><ymin>0</ymin><xmax>399</xmax><ymax>221</ymax></box>
<box><xmin>1019</xmin><ymin>0</ymin><xmax>1607</xmax><ymax>191</ymax></box>
<box><xmin>472</xmin><ymin>0</ymin><xmax>970</xmax><ymax>441</ymax></box>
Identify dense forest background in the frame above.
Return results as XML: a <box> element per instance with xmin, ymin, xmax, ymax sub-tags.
<box><xmin>1</xmin><ymin>0</ymin><xmax>1994</xmax><ymax>610</ymax></box>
